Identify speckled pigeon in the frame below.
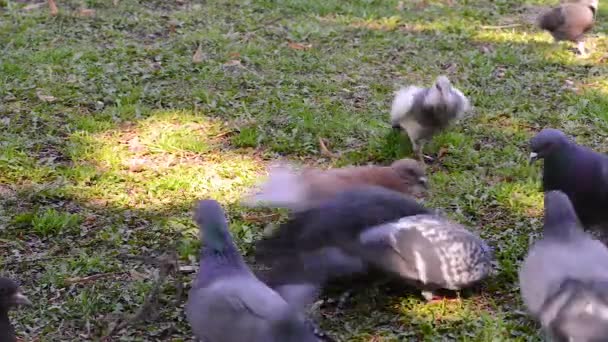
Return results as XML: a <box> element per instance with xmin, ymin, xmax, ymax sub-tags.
<box><xmin>0</xmin><ymin>277</ymin><xmax>31</xmax><ymax>342</ymax></box>
<box><xmin>185</xmin><ymin>199</ymin><xmax>326</xmax><ymax>342</ymax></box>
<box><xmin>390</xmin><ymin>75</ymin><xmax>471</xmax><ymax>162</ymax></box>
<box><xmin>255</xmin><ymin>186</ymin><xmax>493</xmax><ymax>300</ymax></box>
<box><xmin>529</xmin><ymin>128</ymin><xmax>608</xmax><ymax>230</ymax></box>
<box><xmin>519</xmin><ymin>191</ymin><xmax>608</xmax><ymax>341</ymax></box>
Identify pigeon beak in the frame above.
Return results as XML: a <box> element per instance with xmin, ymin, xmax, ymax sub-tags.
<box><xmin>419</xmin><ymin>177</ymin><xmax>429</xmax><ymax>189</ymax></box>
<box><xmin>11</xmin><ymin>291</ymin><xmax>31</xmax><ymax>306</ymax></box>
<box><xmin>529</xmin><ymin>152</ymin><xmax>539</xmax><ymax>165</ymax></box>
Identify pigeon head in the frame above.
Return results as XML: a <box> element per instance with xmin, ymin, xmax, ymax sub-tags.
<box><xmin>390</xmin><ymin>158</ymin><xmax>429</xmax><ymax>193</ymax></box>
<box><xmin>543</xmin><ymin>191</ymin><xmax>582</xmax><ymax>238</ymax></box>
<box><xmin>529</xmin><ymin>128</ymin><xmax>571</xmax><ymax>164</ymax></box>
<box><xmin>0</xmin><ymin>278</ymin><xmax>30</xmax><ymax>311</ymax></box>
<box><xmin>194</xmin><ymin>200</ymin><xmax>232</xmax><ymax>252</ymax></box>
<box><xmin>434</xmin><ymin>75</ymin><xmax>452</xmax><ymax>93</ymax></box>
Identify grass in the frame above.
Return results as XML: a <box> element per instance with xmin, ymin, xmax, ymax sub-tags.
<box><xmin>1</xmin><ymin>0</ymin><xmax>607</xmax><ymax>340</ymax></box>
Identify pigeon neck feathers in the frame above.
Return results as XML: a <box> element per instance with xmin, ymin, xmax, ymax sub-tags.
<box><xmin>194</xmin><ymin>201</ymin><xmax>247</xmax><ymax>283</ymax></box>
<box><xmin>543</xmin><ymin>191</ymin><xmax>583</xmax><ymax>240</ymax></box>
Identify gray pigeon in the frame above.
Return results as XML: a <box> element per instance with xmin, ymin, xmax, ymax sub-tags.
<box><xmin>390</xmin><ymin>75</ymin><xmax>471</xmax><ymax>162</ymax></box>
<box><xmin>519</xmin><ymin>191</ymin><xmax>608</xmax><ymax>341</ymax></box>
<box><xmin>255</xmin><ymin>186</ymin><xmax>493</xmax><ymax>301</ymax></box>
<box><xmin>538</xmin><ymin>0</ymin><xmax>598</xmax><ymax>56</ymax></box>
<box><xmin>185</xmin><ymin>199</ymin><xmax>324</xmax><ymax>342</ymax></box>
<box><xmin>0</xmin><ymin>277</ymin><xmax>31</xmax><ymax>342</ymax></box>
<box><xmin>529</xmin><ymin>128</ymin><xmax>608</xmax><ymax>230</ymax></box>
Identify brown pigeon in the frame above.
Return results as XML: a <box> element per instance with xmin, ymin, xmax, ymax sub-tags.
<box><xmin>242</xmin><ymin>158</ymin><xmax>428</xmax><ymax>211</ymax></box>
<box><xmin>538</xmin><ymin>0</ymin><xmax>598</xmax><ymax>56</ymax></box>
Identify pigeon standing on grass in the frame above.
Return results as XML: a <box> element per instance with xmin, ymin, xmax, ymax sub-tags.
<box><xmin>519</xmin><ymin>191</ymin><xmax>608</xmax><ymax>341</ymax></box>
<box><xmin>538</xmin><ymin>0</ymin><xmax>599</xmax><ymax>56</ymax></box>
<box><xmin>0</xmin><ymin>277</ymin><xmax>31</xmax><ymax>342</ymax></box>
<box><xmin>390</xmin><ymin>75</ymin><xmax>471</xmax><ymax>162</ymax></box>
<box><xmin>529</xmin><ymin>128</ymin><xmax>608</xmax><ymax>230</ymax></box>
<box><xmin>255</xmin><ymin>186</ymin><xmax>493</xmax><ymax>301</ymax></box>
<box><xmin>243</xmin><ymin>158</ymin><xmax>428</xmax><ymax>212</ymax></box>
<box><xmin>185</xmin><ymin>199</ymin><xmax>326</xmax><ymax>342</ymax></box>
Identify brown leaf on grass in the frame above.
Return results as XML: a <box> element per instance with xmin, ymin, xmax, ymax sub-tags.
<box><xmin>192</xmin><ymin>45</ymin><xmax>204</xmax><ymax>64</ymax></box>
<box><xmin>23</xmin><ymin>3</ymin><xmax>46</xmax><ymax>11</ymax></box>
<box><xmin>287</xmin><ymin>42</ymin><xmax>312</xmax><ymax>50</ymax></box>
<box><xmin>77</xmin><ymin>8</ymin><xmax>96</xmax><ymax>17</ymax></box>
<box><xmin>48</xmin><ymin>0</ymin><xmax>58</xmax><ymax>16</ymax></box>
<box><xmin>318</xmin><ymin>137</ymin><xmax>339</xmax><ymax>158</ymax></box>
<box><xmin>36</xmin><ymin>91</ymin><xmax>56</xmax><ymax>103</ymax></box>
<box><xmin>223</xmin><ymin>59</ymin><xmax>242</xmax><ymax>67</ymax></box>
<box><xmin>229</xmin><ymin>52</ymin><xmax>241</xmax><ymax>58</ymax></box>
<box><xmin>437</xmin><ymin>147</ymin><xmax>449</xmax><ymax>160</ymax></box>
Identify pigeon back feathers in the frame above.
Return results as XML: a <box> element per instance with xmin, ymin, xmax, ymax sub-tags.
<box><xmin>359</xmin><ymin>214</ymin><xmax>493</xmax><ymax>291</ymax></box>
<box><xmin>519</xmin><ymin>191</ymin><xmax>608</xmax><ymax>340</ymax></box>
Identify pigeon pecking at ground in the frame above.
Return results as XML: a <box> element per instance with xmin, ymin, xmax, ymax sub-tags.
<box><xmin>185</xmin><ymin>199</ymin><xmax>329</xmax><ymax>342</ymax></box>
<box><xmin>242</xmin><ymin>158</ymin><xmax>428</xmax><ymax>212</ymax></box>
<box><xmin>519</xmin><ymin>190</ymin><xmax>608</xmax><ymax>341</ymax></box>
<box><xmin>390</xmin><ymin>75</ymin><xmax>471</xmax><ymax>162</ymax></box>
<box><xmin>0</xmin><ymin>277</ymin><xmax>31</xmax><ymax>342</ymax></box>
<box><xmin>529</xmin><ymin>128</ymin><xmax>608</xmax><ymax>231</ymax></box>
<box><xmin>255</xmin><ymin>186</ymin><xmax>493</xmax><ymax>301</ymax></box>
<box><xmin>538</xmin><ymin>0</ymin><xmax>599</xmax><ymax>56</ymax></box>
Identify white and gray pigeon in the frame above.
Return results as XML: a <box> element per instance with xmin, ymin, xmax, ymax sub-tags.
<box><xmin>185</xmin><ymin>199</ymin><xmax>326</xmax><ymax>342</ymax></box>
<box><xmin>390</xmin><ymin>75</ymin><xmax>471</xmax><ymax>162</ymax></box>
<box><xmin>529</xmin><ymin>128</ymin><xmax>608</xmax><ymax>230</ymax></box>
<box><xmin>255</xmin><ymin>186</ymin><xmax>493</xmax><ymax>301</ymax></box>
<box><xmin>519</xmin><ymin>191</ymin><xmax>608</xmax><ymax>341</ymax></box>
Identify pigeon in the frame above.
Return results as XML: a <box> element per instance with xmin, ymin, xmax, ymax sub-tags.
<box><xmin>519</xmin><ymin>190</ymin><xmax>608</xmax><ymax>341</ymax></box>
<box><xmin>255</xmin><ymin>186</ymin><xmax>493</xmax><ymax>300</ymax></box>
<box><xmin>243</xmin><ymin>158</ymin><xmax>428</xmax><ymax>212</ymax></box>
<box><xmin>538</xmin><ymin>0</ymin><xmax>598</xmax><ymax>56</ymax></box>
<box><xmin>390</xmin><ymin>75</ymin><xmax>471</xmax><ymax>162</ymax></box>
<box><xmin>0</xmin><ymin>277</ymin><xmax>31</xmax><ymax>342</ymax></box>
<box><xmin>529</xmin><ymin>128</ymin><xmax>608</xmax><ymax>230</ymax></box>
<box><xmin>185</xmin><ymin>199</ymin><xmax>325</xmax><ymax>342</ymax></box>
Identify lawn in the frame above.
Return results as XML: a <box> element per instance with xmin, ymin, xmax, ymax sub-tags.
<box><xmin>1</xmin><ymin>0</ymin><xmax>607</xmax><ymax>340</ymax></box>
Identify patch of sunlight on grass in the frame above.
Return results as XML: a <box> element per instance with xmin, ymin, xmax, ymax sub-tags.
<box><xmin>491</xmin><ymin>181</ymin><xmax>543</xmax><ymax>217</ymax></box>
<box><xmin>63</xmin><ymin>110</ymin><xmax>266</xmax><ymax>209</ymax></box>
<box><xmin>473</xmin><ymin>30</ymin><xmax>546</xmax><ymax>45</ymax></box>
<box><xmin>319</xmin><ymin>14</ymin><xmax>447</xmax><ymax>32</ymax></box>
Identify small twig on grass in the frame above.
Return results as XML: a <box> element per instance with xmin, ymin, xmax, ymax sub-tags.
<box><xmin>65</xmin><ymin>272</ymin><xmax>125</xmax><ymax>285</ymax></box>
<box><xmin>480</xmin><ymin>24</ymin><xmax>523</xmax><ymax>29</ymax></box>
<box><xmin>102</xmin><ymin>251</ymin><xmax>180</xmax><ymax>340</ymax></box>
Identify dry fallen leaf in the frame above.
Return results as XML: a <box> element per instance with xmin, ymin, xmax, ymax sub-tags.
<box><xmin>223</xmin><ymin>59</ymin><xmax>242</xmax><ymax>67</ymax></box>
<box><xmin>23</xmin><ymin>3</ymin><xmax>46</xmax><ymax>11</ymax></box>
<box><xmin>192</xmin><ymin>45</ymin><xmax>204</xmax><ymax>64</ymax></box>
<box><xmin>318</xmin><ymin>137</ymin><xmax>339</xmax><ymax>158</ymax></box>
<box><xmin>287</xmin><ymin>42</ymin><xmax>312</xmax><ymax>50</ymax></box>
<box><xmin>113</xmin><ymin>0</ymin><xmax>119</xmax><ymax>5</ymax></box>
<box><xmin>437</xmin><ymin>147</ymin><xmax>449</xmax><ymax>160</ymax></box>
<box><xmin>396</xmin><ymin>1</ymin><xmax>405</xmax><ymax>11</ymax></box>
<box><xmin>48</xmin><ymin>0</ymin><xmax>59</xmax><ymax>16</ymax></box>
<box><xmin>77</xmin><ymin>8</ymin><xmax>96</xmax><ymax>17</ymax></box>
<box><xmin>36</xmin><ymin>91</ymin><xmax>56</xmax><ymax>103</ymax></box>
